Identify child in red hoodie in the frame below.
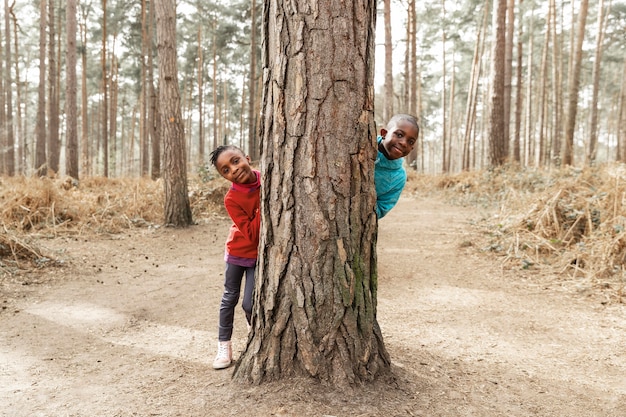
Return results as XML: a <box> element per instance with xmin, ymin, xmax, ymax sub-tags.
<box><xmin>209</xmin><ymin>145</ymin><xmax>261</xmax><ymax>369</ymax></box>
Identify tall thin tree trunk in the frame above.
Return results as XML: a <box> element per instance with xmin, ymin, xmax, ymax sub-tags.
<box><xmin>155</xmin><ymin>0</ymin><xmax>192</xmax><ymax>226</ymax></box>
<box><xmin>383</xmin><ymin>0</ymin><xmax>393</xmax><ymax>122</ymax></box>
<box><xmin>4</xmin><ymin>0</ymin><xmax>14</xmax><ymax>175</ymax></box>
<box><xmin>47</xmin><ymin>0</ymin><xmax>60</xmax><ymax>174</ymax></box>
<box><xmin>463</xmin><ymin>0</ymin><xmax>489</xmax><ymax>171</ymax></box>
<box><xmin>247</xmin><ymin>0</ymin><xmax>258</xmax><ymax>160</ymax></box>
<box><xmin>409</xmin><ymin>0</ymin><xmax>416</xmax><ymax>116</ymax></box>
<box><xmin>101</xmin><ymin>0</ymin><xmax>109</xmax><ymax>176</ymax></box>
<box><xmin>197</xmin><ymin>28</ymin><xmax>204</xmax><ymax>164</ymax></box>
<box><xmin>618</xmin><ymin>57</ymin><xmax>626</xmax><ymax>162</ymax></box>
<box><xmin>66</xmin><ymin>0</ymin><xmax>79</xmax><ymax>179</ymax></box>
<box><xmin>441</xmin><ymin>0</ymin><xmax>448</xmax><ymax>173</ymax></box>
<box><xmin>140</xmin><ymin>0</ymin><xmax>149</xmax><ymax>176</ymax></box>
<box><xmin>149</xmin><ymin>1</ymin><xmax>160</xmax><ymax>180</ymax></box>
<box><xmin>586</xmin><ymin>0</ymin><xmax>609</xmax><ymax>165</ymax></box>
<box><xmin>561</xmin><ymin>0</ymin><xmax>589</xmax><ymax>166</ymax></box>
<box><xmin>80</xmin><ymin>8</ymin><xmax>90</xmax><ymax>177</ymax></box>
<box><xmin>109</xmin><ymin>52</ymin><xmax>119</xmax><ymax>176</ymax></box>
<box><xmin>10</xmin><ymin>6</ymin><xmax>23</xmax><ymax>174</ymax></box>
<box><xmin>212</xmin><ymin>18</ymin><xmax>217</xmax><ymax>150</ymax></box>
<box><xmin>513</xmin><ymin>0</ymin><xmax>523</xmax><ymax>164</ymax></box>
<box><xmin>488</xmin><ymin>0</ymin><xmax>507</xmax><ymax>166</ymax></box>
<box><xmin>504</xmin><ymin>0</ymin><xmax>515</xmax><ymax>160</ymax></box>
<box><xmin>549</xmin><ymin>0</ymin><xmax>562</xmax><ymax>163</ymax></box>
<box><xmin>537</xmin><ymin>8</ymin><xmax>550</xmax><ymax>167</ymax></box>
<box><xmin>35</xmin><ymin>0</ymin><xmax>47</xmax><ymax>176</ymax></box>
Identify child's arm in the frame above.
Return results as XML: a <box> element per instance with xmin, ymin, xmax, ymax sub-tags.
<box><xmin>225</xmin><ymin>198</ymin><xmax>261</xmax><ymax>243</ymax></box>
<box><xmin>376</xmin><ymin>181</ymin><xmax>404</xmax><ymax>219</ymax></box>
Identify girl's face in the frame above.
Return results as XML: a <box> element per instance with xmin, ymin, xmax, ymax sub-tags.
<box><xmin>215</xmin><ymin>149</ymin><xmax>256</xmax><ymax>185</ymax></box>
<box><xmin>380</xmin><ymin>120</ymin><xmax>419</xmax><ymax>160</ymax></box>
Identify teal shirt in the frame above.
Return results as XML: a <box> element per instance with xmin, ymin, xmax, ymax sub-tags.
<box><xmin>375</xmin><ymin>136</ymin><xmax>407</xmax><ymax>218</ymax></box>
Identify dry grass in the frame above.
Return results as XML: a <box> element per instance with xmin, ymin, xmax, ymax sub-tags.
<box><xmin>406</xmin><ymin>163</ymin><xmax>626</xmax><ymax>303</ymax></box>
<box><xmin>4</xmin><ymin>165</ymin><xmax>626</xmax><ymax>303</ymax></box>
<box><xmin>0</xmin><ymin>174</ymin><xmax>229</xmax><ymax>272</ymax></box>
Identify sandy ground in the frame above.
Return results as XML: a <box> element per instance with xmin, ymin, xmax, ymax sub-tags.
<box><xmin>1</xmin><ymin>195</ymin><xmax>625</xmax><ymax>417</ymax></box>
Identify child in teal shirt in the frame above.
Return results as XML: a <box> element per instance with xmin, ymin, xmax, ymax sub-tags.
<box><xmin>375</xmin><ymin>114</ymin><xmax>420</xmax><ymax>218</ymax></box>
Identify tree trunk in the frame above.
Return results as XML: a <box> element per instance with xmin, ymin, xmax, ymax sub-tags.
<box><xmin>441</xmin><ymin>0</ymin><xmax>448</xmax><ymax>172</ymax></box>
<box><xmin>140</xmin><ymin>0</ymin><xmax>149</xmax><ymax>176</ymax></box>
<box><xmin>197</xmin><ymin>28</ymin><xmax>205</xmax><ymax>165</ymax></box>
<box><xmin>247</xmin><ymin>0</ymin><xmax>258</xmax><ymax>160</ymax></box>
<box><xmin>504</xmin><ymin>0</ymin><xmax>514</xmax><ymax>160</ymax></box>
<box><xmin>618</xmin><ymin>58</ymin><xmax>626</xmax><ymax>163</ymax></box>
<box><xmin>561</xmin><ymin>0</ymin><xmax>589</xmax><ymax>166</ymax></box>
<box><xmin>65</xmin><ymin>0</ymin><xmax>79</xmax><ymax>179</ymax></box>
<box><xmin>0</xmin><ymin>14</ymin><xmax>5</xmax><ymax>176</ymax></box>
<box><xmin>212</xmin><ymin>19</ymin><xmax>218</xmax><ymax>150</ymax></box>
<box><xmin>488</xmin><ymin>0</ymin><xmax>507</xmax><ymax>166</ymax></box>
<box><xmin>462</xmin><ymin>0</ymin><xmax>489</xmax><ymax>171</ymax></box>
<box><xmin>155</xmin><ymin>0</ymin><xmax>192</xmax><ymax>227</ymax></box>
<box><xmin>586</xmin><ymin>0</ymin><xmax>608</xmax><ymax>165</ymax></box>
<box><xmin>47</xmin><ymin>0</ymin><xmax>60</xmax><ymax>174</ymax></box>
<box><xmin>409</xmin><ymin>0</ymin><xmax>416</xmax><ymax>117</ymax></box>
<box><xmin>4</xmin><ymin>0</ymin><xmax>14</xmax><ymax>175</ymax></box>
<box><xmin>101</xmin><ymin>0</ymin><xmax>109</xmax><ymax>176</ymax></box>
<box><xmin>80</xmin><ymin>7</ymin><xmax>90</xmax><ymax>177</ymax></box>
<box><xmin>233</xmin><ymin>0</ymin><xmax>389</xmax><ymax>386</ymax></box>
<box><xmin>537</xmin><ymin>8</ymin><xmax>550</xmax><ymax>167</ymax></box>
<box><xmin>549</xmin><ymin>0</ymin><xmax>562</xmax><ymax>164</ymax></box>
<box><xmin>10</xmin><ymin>6</ymin><xmax>24</xmax><ymax>174</ymax></box>
<box><xmin>149</xmin><ymin>2</ymin><xmax>160</xmax><ymax>180</ymax></box>
<box><xmin>512</xmin><ymin>0</ymin><xmax>523</xmax><ymax>163</ymax></box>
<box><xmin>383</xmin><ymin>0</ymin><xmax>393</xmax><ymax>122</ymax></box>
<box><xmin>35</xmin><ymin>0</ymin><xmax>47</xmax><ymax>176</ymax></box>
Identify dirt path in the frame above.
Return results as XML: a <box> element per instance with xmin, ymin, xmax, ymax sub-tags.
<box><xmin>1</xmin><ymin>196</ymin><xmax>625</xmax><ymax>417</ymax></box>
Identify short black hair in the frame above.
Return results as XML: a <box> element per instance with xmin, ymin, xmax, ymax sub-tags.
<box><xmin>209</xmin><ymin>145</ymin><xmax>244</xmax><ymax>167</ymax></box>
<box><xmin>387</xmin><ymin>114</ymin><xmax>420</xmax><ymax>138</ymax></box>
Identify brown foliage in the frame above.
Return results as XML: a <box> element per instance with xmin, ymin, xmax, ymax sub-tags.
<box><xmin>0</xmin><ymin>175</ymin><xmax>229</xmax><ymax>271</ymax></box>
<box><xmin>406</xmin><ymin>164</ymin><xmax>626</xmax><ymax>302</ymax></box>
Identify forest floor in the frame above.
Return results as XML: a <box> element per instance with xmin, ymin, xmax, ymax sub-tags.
<box><xmin>1</xmin><ymin>194</ymin><xmax>625</xmax><ymax>417</ymax></box>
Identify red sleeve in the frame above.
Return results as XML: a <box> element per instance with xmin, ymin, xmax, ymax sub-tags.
<box><xmin>224</xmin><ymin>194</ymin><xmax>260</xmax><ymax>244</ymax></box>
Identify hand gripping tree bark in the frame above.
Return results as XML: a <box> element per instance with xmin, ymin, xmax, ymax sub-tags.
<box><xmin>233</xmin><ymin>0</ymin><xmax>390</xmax><ymax>385</ymax></box>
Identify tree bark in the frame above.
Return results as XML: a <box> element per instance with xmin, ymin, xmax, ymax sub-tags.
<box><xmin>512</xmin><ymin>0</ymin><xmax>523</xmax><ymax>163</ymax></box>
<box><xmin>247</xmin><ymin>0</ymin><xmax>259</xmax><ymax>160</ymax></box>
<box><xmin>383</xmin><ymin>0</ymin><xmax>393</xmax><ymax>122</ymax></box>
<box><xmin>504</xmin><ymin>0</ymin><xmax>514</xmax><ymax>159</ymax></box>
<box><xmin>47</xmin><ymin>0</ymin><xmax>60</xmax><ymax>174</ymax></box>
<box><xmin>35</xmin><ymin>0</ymin><xmax>47</xmax><ymax>176</ymax></box>
<box><xmin>233</xmin><ymin>0</ymin><xmax>389</xmax><ymax>386</ymax></box>
<box><xmin>10</xmin><ymin>6</ymin><xmax>24</xmax><ymax>174</ymax></box>
<box><xmin>586</xmin><ymin>0</ymin><xmax>608</xmax><ymax>165</ymax></box>
<box><xmin>488</xmin><ymin>0</ymin><xmax>507</xmax><ymax>166</ymax></box>
<box><xmin>80</xmin><ymin>6</ymin><xmax>90</xmax><ymax>177</ymax></box>
<box><xmin>155</xmin><ymin>0</ymin><xmax>193</xmax><ymax>227</ymax></box>
<box><xmin>561</xmin><ymin>0</ymin><xmax>589</xmax><ymax>166</ymax></box>
<box><xmin>4</xmin><ymin>0</ymin><xmax>14</xmax><ymax>175</ymax></box>
<box><xmin>66</xmin><ymin>0</ymin><xmax>79</xmax><ymax>179</ymax></box>
<box><xmin>197</xmin><ymin>28</ymin><xmax>205</xmax><ymax>165</ymax></box>
<box><xmin>618</xmin><ymin>57</ymin><xmax>626</xmax><ymax>163</ymax></box>
<box><xmin>101</xmin><ymin>0</ymin><xmax>109</xmax><ymax>176</ymax></box>
<box><xmin>149</xmin><ymin>2</ymin><xmax>160</xmax><ymax>180</ymax></box>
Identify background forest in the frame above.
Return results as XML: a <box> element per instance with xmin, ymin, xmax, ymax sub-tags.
<box><xmin>1</xmin><ymin>0</ymin><xmax>625</xmax><ymax>180</ymax></box>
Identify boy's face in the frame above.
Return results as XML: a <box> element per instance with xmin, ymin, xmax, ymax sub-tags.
<box><xmin>380</xmin><ymin>120</ymin><xmax>418</xmax><ymax>160</ymax></box>
<box><xmin>215</xmin><ymin>149</ymin><xmax>256</xmax><ymax>184</ymax></box>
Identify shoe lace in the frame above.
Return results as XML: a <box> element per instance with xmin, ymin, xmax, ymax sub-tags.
<box><xmin>217</xmin><ymin>343</ymin><xmax>229</xmax><ymax>357</ymax></box>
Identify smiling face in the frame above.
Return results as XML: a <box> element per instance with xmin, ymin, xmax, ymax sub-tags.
<box><xmin>214</xmin><ymin>148</ymin><xmax>256</xmax><ymax>185</ymax></box>
<box><xmin>380</xmin><ymin>119</ymin><xmax>419</xmax><ymax>160</ymax></box>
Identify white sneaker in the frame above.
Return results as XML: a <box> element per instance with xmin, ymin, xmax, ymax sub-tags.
<box><xmin>213</xmin><ymin>341</ymin><xmax>232</xmax><ymax>369</ymax></box>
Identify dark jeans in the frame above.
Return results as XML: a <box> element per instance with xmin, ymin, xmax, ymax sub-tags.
<box><xmin>218</xmin><ymin>263</ymin><xmax>255</xmax><ymax>341</ymax></box>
